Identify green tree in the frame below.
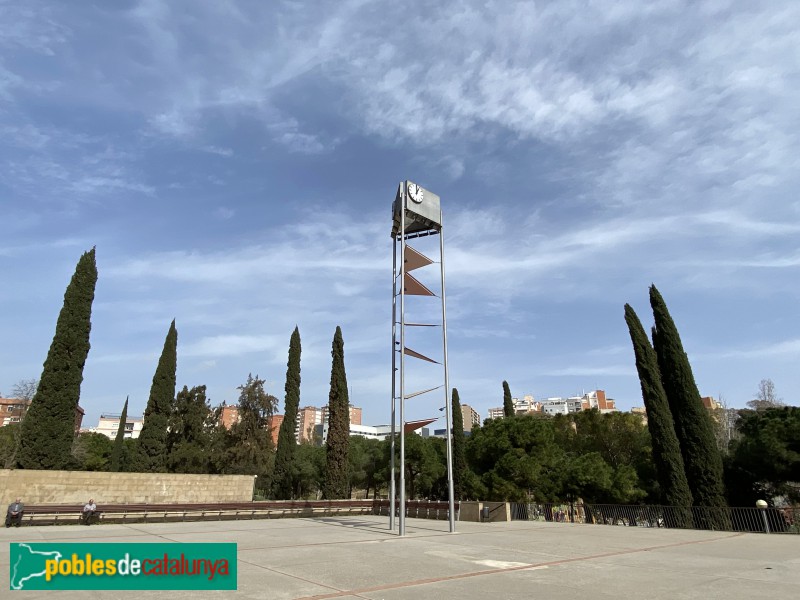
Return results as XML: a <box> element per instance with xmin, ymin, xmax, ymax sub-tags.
<box><xmin>18</xmin><ymin>248</ymin><xmax>97</xmax><ymax>469</ymax></box>
<box><xmin>224</xmin><ymin>374</ymin><xmax>277</xmax><ymax>479</ymax></box>
<box><xmin>109</xmin><ymin>396</ymin><xmax>129</xmax><ymax>472</ymax></box>
<box><xmin>466</xmin><ymin>415</ymin><xmax>564</xmax><ymax>502</ymax></box>
<box><xmin>167</xmin><ymin>385</ymin><xmax>214</xmax><ymax>473</ymax></box>
<box><xmin>273</xmin><ymin>327</ymin><xmax>302</xmax><ymax>499</ymax></box>
<box><xmin>293</xmin><ymin>443</ymin><xmax>326</xmax><ymax>499</ymax></box>
<box><xmin>323</xmin><ymin>326</ymin><xmax>350</xmax><ymax>499</ymax></box>
<box><xmin>71</xmin><ymin>432</ymin><xmax>113</xmax><ymax>471</ymax></box>
<box><xmin>650</xmin><ymin>285</ymin><xmax>728</xmax><ymax>527</ymax></box>
<box><xmin>725</xmin><ymin>407</ymin><xmax>800</xmax><ymax>506</ymax></box>
<box><xmin>625</xmin><ymin>304</ymin><xmax>694</xmax><ymax>525</ymax></box>
<box><xmin>347</xmin><ymin>436</ymin><xmax>385</xmax><ymax>499</ymax></box>
<box><xmin>554</xmin><ymin>410</ymin><xmax>652</xmax><ymax>504</ymax></box>
<box><xmin>133</xmin><ymin>320</ymin><xmax>178</xmax><ymax>473</ymax></box>
<box><xmin>561</xmin><ymin>452</ymin><xmax>614</xmax><ymax>503</ymax></box>
<box><xmin>406</xmin><ymin>434</ymin><xmax>445</xmax><ymax>499</ymax></box>
<box><xmin>0</xmin><ymin>424</ymin><xmax>21</xmax><ymax>469</ymax></box>
<box><xmin>502</xmin><ymin>380</ymin><xmax>514</xmax><ymax>418</ymax></box>
<box><xmin>116</xmin><ymin>438</ymin><xmax>138</xmax><ymax>473</ymax></box>
<box><xmin>451</xmin><ymin>388</ymin><xmax>468</xmax><ymax>500</ymax></box>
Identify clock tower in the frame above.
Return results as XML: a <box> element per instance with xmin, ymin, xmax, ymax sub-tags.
<box><xmin>389</xmin><ymin>179</ymin><xmax>454</xmax><ymax>538</ymax></box>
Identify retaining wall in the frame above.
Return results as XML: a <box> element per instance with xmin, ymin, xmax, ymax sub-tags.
<box><xmin>0</xmin><ymin>469</ymin><xmax>255</xmax><ymax>504</ymax></box>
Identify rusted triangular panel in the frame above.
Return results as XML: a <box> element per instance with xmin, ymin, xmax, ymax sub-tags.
<box><xmin>405</xmin><ymin>418</ymin><xmax>437</xmax><ymax>433</ymax></box>
<box><xmin>405</xmin><ymin>385</ymin><xmax>442</xmax><ymax>399</ymax></box>
<box><xmin>403</xmin><ymin>347</ymin><xmax>440</xmax><ymax>364</ymax></box>
<box><xmin>403</xmin><ymin>273</ymin><xmax>436</xmax><ymax>296</ymax></box>
<box><xmin>404</xmin><ymin>245</ymin><xmax>434</xmax><ymax>272</ymax></box>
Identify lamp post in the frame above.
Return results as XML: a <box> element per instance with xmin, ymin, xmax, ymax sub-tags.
<box><xmin>756</xmin><ymin>499</ymin><xmax>770</xmax><ymax>534</ymax></box>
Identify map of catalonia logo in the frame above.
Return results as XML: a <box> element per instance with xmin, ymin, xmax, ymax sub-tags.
<box><xmin>9</xmin><ymin>542</ymin><xmax>237</xmax><ymax>590</ymax></box>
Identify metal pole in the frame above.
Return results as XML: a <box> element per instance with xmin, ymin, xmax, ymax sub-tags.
<box><xmin>756</xmin><ymin>500</ymin><xmax>770</xmax><ymax>534</ymax></box>
<box><xmin>399</xmin><ymin>187</ymin><xmax>407</xmax><ymax>537</ymax></box>
<box><xmin>439</xmin><ymin>219</ymin><xmax>455</xmax><ymax>533</ymax></box>
<box><xmin>389</xmin><ymin>233</ymin><xmax>397</xmax><ymax>530</ymax></box>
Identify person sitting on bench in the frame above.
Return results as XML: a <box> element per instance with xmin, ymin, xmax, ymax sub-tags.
<box><xmin>6</xmin><ymin>498</ymin><xmax>24</xmax><ymax>528</ymax></box>
<box><xmin>81</xmin><ymin>498</ymin><xmax>97</xmax><ymax>525</ymax></box>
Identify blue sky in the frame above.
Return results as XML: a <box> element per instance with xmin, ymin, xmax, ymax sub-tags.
<box><xmin>2</xmin><ymin>0</ymin><xmax>799</xmax><ymax>430</ymax></box>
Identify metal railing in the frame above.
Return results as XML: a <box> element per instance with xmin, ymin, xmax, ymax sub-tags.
<box><xmin>509</xmin><ymin>502</ymin><xmax>800</xmax><ymax>534</ymax></box>
<box><xmin>372</xmin><ymin>499</ymin><xmax>460</xmax><ymax>521</ymax></box>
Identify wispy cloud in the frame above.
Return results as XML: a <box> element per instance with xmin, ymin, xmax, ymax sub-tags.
<box><xmin>543</xmin><ymin>365</ymin><xmax>636</xmax><ymax>378</ymax></box>
<box><xmin>697</xmin><ymin>339</ymin><xmax>800</xmax><ymax>361</ymax></box>
<box><xmin>3</xmin><ymin>1</ymin><xmax>799</xmax><ymax>422</ymax></box>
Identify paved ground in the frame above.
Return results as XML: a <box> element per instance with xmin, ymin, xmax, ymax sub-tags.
<box><xmin>2</xmin><ymin>515</ymin><xmax>798</xmax><ymax>599</ymax></box>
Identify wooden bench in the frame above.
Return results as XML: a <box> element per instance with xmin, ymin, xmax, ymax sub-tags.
<box><xmin>21</xmin><ymin>505</ymin><xmax>102</xmax><ymax>526</ymax></box>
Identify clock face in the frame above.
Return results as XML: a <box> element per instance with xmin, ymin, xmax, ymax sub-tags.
<box><xmin>407</xmin><ymin>182</ymin><xmax>424</xmax><ymax>204</ymax></box>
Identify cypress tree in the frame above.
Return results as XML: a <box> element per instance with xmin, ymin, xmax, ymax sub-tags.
<box><xmin>133</xmin><ymin>320</ymin><xmax>177</xmax><ymax>473</ymax></box>
<box><xmin>650</xmin><ymin>286</ymin><xmax>729</xmax><ymax>527</ymax></box>
<box><xmin>323</xmin><ymin>326</ymin><xmax>350</xmax><ymax>499</ymax></box>
<box><xmin>451</xmin><ymin>388</ymin><xmax>468</xmax><ymax>500</ymax></box>
<box><xmin>624</xmin><ymin>304</ymin><xmax>693</xmax><ymax>528</ymax></box>
<box><xmin>109</xmin><ymin>396</ymin><xmax>129</xmax><ymax>472</ymax></box>
<box><xmin>502</xmin><ymin>380</ymin><xmax>514</xmax><ymax>418</ymax></box>
<box><xmin>273</xmin><ymin>327</ymin><xmax>302</xmax><ymax>499</ymax></box>
<box><xmin>18</xmin><ymin>248</ymin><xmax>97</xmax><ymax>470</ymax></box>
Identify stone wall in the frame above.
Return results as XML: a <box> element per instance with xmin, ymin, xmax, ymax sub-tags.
<box><xmin>0</xmin><ymin>469</ymin><xmax>255</xmax><ymax>505</ymax></box>
<box><xmin>458</xmin><ymin>501</ymin><xmax>511</xmax><ymax>522</ymax></box>
<box><xmin>482</xmin><ymin>501</ymin><xmax>510</xmax><ymax>522</ymax></box>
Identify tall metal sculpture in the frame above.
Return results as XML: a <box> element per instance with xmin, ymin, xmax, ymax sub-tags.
<box><xmin>390</xmin><ymin>180</ymin><xmax>455</xmax><ymax>535</ymax></box>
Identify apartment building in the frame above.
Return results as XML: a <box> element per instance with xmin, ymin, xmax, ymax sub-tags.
<box><xmin>0</xmin><ymin>397</ymin><xmax>29</xmax><ymax>427</ymax></box>
<box><xmin>0</xmin><ymin>397</ymin><xmax>84</xmax><ymax>433</ymax></box>
<box><xmin>487</xmin><ymin>395</ymin><xmax>543</xmax><ymax>420</ymax></box>
<box><xmin>218</xmin><ymin>404</ymin><xmax>282</xmax><ymax>445</ymax></box>
<box><xmin>92</xmin><ymin>413</ymin><xmax>144</xmax><ymax>439</ymax></box>
<box><xmin>220</xmin><ymin>403</ymin><xmax>362</xmax><ymax>446</ymax></box>
<box><xmin>488</xmin><ymin>390</ymin><xmax>617</xmax><ymax>420</ymax></box>
<box><xmin>461</xmin><ymin>404</ymin><xmax>481</xmax><ymax>432</ymax></box>
<box><xmin>320</xmin><ymin>418</ymin><xmax>435</xmax><ymax>443</ymax></box>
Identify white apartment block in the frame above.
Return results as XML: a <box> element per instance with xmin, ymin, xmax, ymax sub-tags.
<box><xmin>487</xmin><ymin>395</ymin><xmax>543</xmax><ymax>420</ymax></box>
<box><xmin>92</xmin><ymin>413</ymin><xmax>144</xmax><ymax>439</ymax></box>
<box><xmin>541</xmin><ymin>397</ymin><xmax>584</xmax><ymax>416</ymax></box>
<box><xmin>488</xmin><ymin>390</ymin><xmax>616</xmax><ymax>420</ymax></box>
<box><xmin>318</xmin><ymin>418</ymin><xmax>434</xmax><ymax>444</ymax></box>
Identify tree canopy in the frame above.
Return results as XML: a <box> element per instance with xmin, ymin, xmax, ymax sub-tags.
<box><xmin>109</xmin><ymin>396</ymin><xmax>128</xmax><ymax>472</ymax></box>
<box><xmin>323</xmin><ymin>326</ymin><xmax>350</xmax><ymax>499</ymax></box>
<box><xmin>223</xmin><ymin>374</ymin><xmax>277</xmax><ymax>479</ymax></box>
<box><xmin>725</xmin><ymin>407</ymin><xmax>800</xmax><ymax>506</ymax></box>
<box><xmin>133</xmin><ymin>320</ymin><xmax>178</xmax><ymax>473</ymax></box>
<box><xmin>625</xmin><ymin>303</ymin><xmax>693</xmax><ymax>525</ymax></box>
<box><xmin>166</xmin><ymin>385</ymin><xmax>216</xmax><ymax>473</ymax></box>
<box><xmin>18</xmin><ymin>248</ymin><xmax>97</xmax><ymax>470</ymax></box>
<box><xmin>650</xmin><ymin>285</ymin><xmax>728</xmax><ymax>517</ymax></box>
<box><xmin>273</xmin><ymin>327</ymin><xmax>302</xmax><ymax>499</ymax></box>
<box><xmin>502</xmin><ymin>381</ymin><xmax>514</xmax><ymax>418</ymax></box>
<box><xmin>451</xmin><ymin>388</ymin><xmax>468</xmax><ymax>500</ymax></box>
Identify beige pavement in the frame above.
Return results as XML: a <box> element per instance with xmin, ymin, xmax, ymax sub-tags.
<box><xmin>2</xmin><ymin>514</ymin><xmax>798</xmax><ymax>599</ymax></box>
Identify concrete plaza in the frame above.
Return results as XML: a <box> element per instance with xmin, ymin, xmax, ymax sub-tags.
<box><xmin>2</xmin><ymin>514</ymin><xmax>798</xmax><ymax>599</ymax></box>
